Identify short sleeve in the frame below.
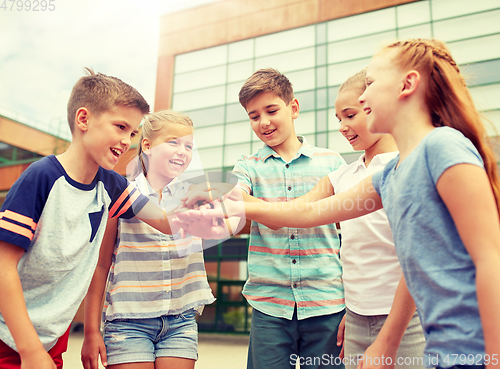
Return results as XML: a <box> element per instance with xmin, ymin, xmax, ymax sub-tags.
<box><xmin>372</xmin><ymin>170</ymin><xmax>383</xmax><ymax>197</ymax></box>
<box><xmin>426</xmin><ymin>128</ymin><xmax>484</xmax><ymax>185</ymax></box>
<box><xmin>102</xmin><ymin>170</ymin><xmax>149</xmax><ymax>219</ymax></box>
<box><xmin>232</xmin><ymin>156</ymin><xmax>252</xmax><ymax>195</ymax></box>
<box><xmin>0</xmin><ymin>160</ymin><xmax>54</xmax><ymax>250</ymax></box>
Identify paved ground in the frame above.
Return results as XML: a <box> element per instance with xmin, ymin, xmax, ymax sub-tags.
<box><xmin>63</xmin><ymin>332</ymin><xmax>249</xmax><ymax>369</ymax></box>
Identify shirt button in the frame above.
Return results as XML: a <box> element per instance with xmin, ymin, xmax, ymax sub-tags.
<box><xmin>292</xmin><ymin>259</ymin><xmax>297</xmax><ymax>264</ymax></box>
<box><xmin>285</xmin><ymin>164</ymin><xmax>289</xmax><ymax>168</ymax></box>
<box><xmin>287</xmin><ymin>186</ymin><xmax>292</xmax><ymax>191</ymax></box>
<box><xmin>291</xmin><ymin>235</ymin><xmax>295</xmax><ymax>240</ymax></box>
<box><xmin>293</xmin><ymin>283</ymin><xmax>297</xmax><ymax>288</ymax></box>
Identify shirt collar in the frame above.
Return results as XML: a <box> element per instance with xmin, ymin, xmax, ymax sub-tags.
<box><xmin>352</xmin><ymin>151</ymin><xmax>399</xmax><ymax>173</ymax></box>
<box><xmin>259</xmin><ymin>136</ymin><xmax>314</xmax><ymax>162</ymax></box>
<box><xmin>134</xmin><ymin>172</ymin><xmax>180</xmax><ymax>197</ymax></box>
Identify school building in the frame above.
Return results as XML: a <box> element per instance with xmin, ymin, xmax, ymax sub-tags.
<box><xmin>1</xmin><ymin>0</ymin><xmax>499</xmax><ymax>334</ymax></box>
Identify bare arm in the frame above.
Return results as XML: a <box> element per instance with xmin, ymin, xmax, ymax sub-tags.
<box><xmin>437</xmin><ymin>164</ymin><xmax>500</xmax><ymax>366</ymax></box>
<box><xmin>81</xmin><ymin>218</ymin><xmax>118</xmax><ymax>369</ymax></box>
<box><xmin>0</xmin><ymin>241</ymin><xmax>56</xmax><ymax>369</ymax></box>
<box><xmin>239</xmin><ymin>175</ymin><xmax>382</xmax><ymax>228</ymax></box>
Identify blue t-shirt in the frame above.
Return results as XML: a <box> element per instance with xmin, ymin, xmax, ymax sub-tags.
<box><xmin>0</xmin><ymin>155</ymin><xmax>148</xmax><ymax>351</ymax></box>
<box><xmin>372</xmin><ymin>127</ymin><xmax>485</xmax><ymax>367</ymax></box>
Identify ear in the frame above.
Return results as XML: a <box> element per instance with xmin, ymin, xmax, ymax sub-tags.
<box><xmin>142</xmin><ymin>138</ymin><xmax>152</xmax><ymax>154</ymax></box>
<box><xmin>75</xmin><ymin>108</ymin><xmax>90</xmax><ymax>132</ymax></box>
<box><xmin>399</xmin><ymin>70</ymin><xmax>420</xmax><ymax>100</ymax></box>
<box><xmin>290</xmin><ymin>98</ymin><xmax>300</xmax><ymax>119</ymax></box>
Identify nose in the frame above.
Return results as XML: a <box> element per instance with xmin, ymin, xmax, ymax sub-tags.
<box><xmin>358</xmin><ymin>92</ymin><xmax>365</xmax><ymax>104</ymax></box>
<box><xmin>260</xmin><ymin>115</ymin><xmax>270</xmax><ymax>127</ymax></box>
<box><xmin>339</xmin><ymin>120</ymin><xmax>349</xmax><ymax>134</ymax></box>
<box><xmin>121</xmin><ymin>134</ymin><xmax>131</xmax><ymax>150</ymax></box>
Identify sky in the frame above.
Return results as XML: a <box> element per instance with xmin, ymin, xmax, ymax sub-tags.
<box><xmin>0</xmin><ymin>0</ymin><xmax>219</xmax><ymax>140</ymax></box>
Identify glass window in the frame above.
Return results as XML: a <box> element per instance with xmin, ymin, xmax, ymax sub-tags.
<box><xmin>316</xmin><ymin>23</ymin><xmax>327</xmax><ymax>44</ymax></box>
<box><xmin>228</xmin><ymin>60</ymin><xmax>254</xmax><ymax>83</ymax></box>
<box><xmin>316</xmin><ymin>132</ymin><xmax>327</xmax><ymax>148</ymax></box>
<box><xmin>198</xmin><ymin>146</ymin><xmax>223</xmax><ymax>170</ymax></box>
<box><xmin>396</xmin><ymin>0</ymin><xmax>430</xmax><ymax>27</ymax></box>
<box><xmin>462</xmin><ymin>59</ymin><xmax>500</xmax><ymax>87</ymax></box>
<box><xmin>433</xmin><ymin>10</ymin><xmax>500</xmax><ymax>43</ymax></box>
<box><xmin>328</xmin><ymin>86</ymin><xmax>340</xmax><ymax>108</ymax></box>
<box><xmin>172</xmin><ymin>86</ymin><xmax>226</xmax><ymax>111</ymax></box>
<box><xmin>226</xmin><ymin>103</ymin><xmax>248</xmax><ymax>123</ymax></box>
<box><xmin>255</xmin><ymin>25</ymin><xmax>315</xmax><ymax>57</ymax></box>
<box><xmin>482</xmin><ymin>110</ymin><xmax>500</xmax><ymax>137</ymax></box>
<box><xmin>316</xmin><ymin>109</ymin><xmax>327</xmax><ymax>132</ymax></box>
<box><xmin>328</xmin><ymin>31</ymin><xmax>396</xmax><ymax>64</ymax></box>
<box><xmin>431</xmin><ymin>0</ymin><xmax>499</xmax><ymax>21</ymax></box>
<box><xmin>186</xmin><ymin>106</ymin><xmax>225</xmax><ymax>128</ymax></box>
<box><xmin>316</xmin><ymin>66</ymin><xmax>327</xmax><ymax>88</ymax></box>
<box><xmin>287</xmin><ymin>68</ymin><xmax>315</xmax><ymax>92</ymax></box>
<box><xmin>193</xmin><ymin>125</ymin><xmax>224</xmax><ymax>149</ymax></box>
<box><xmin>228</xmin><ymin>39</ymin><xmax>254</xmax><ymax>63</ymax></box>
<box><xmin>328</xmin><ymin>131</ymin><xmax>355</xmax><ymax>154</ymax></box>
<box><xmin>469</xmin><ymin>83</ymin><xmax>500</xmax><ymax>111</ymax></box>
<box><xmin>295</xmin><ymin>111</ymin><xmax>316</xmax><ymax>135</ymax></box>
<box><xmin>328</xmin><ymin>107</ymin><xmax>340</xmax><ymax>131</ymax></box>
<box><xmin>173</xmin><ymin>65</ymin><xmax>227</xmax><ymax>93</ymax></box>
<box><xmin>225</xmin><ymin>121</ymin><xmax>252</xmax><ymax>145</ymax></box>
<box><xmin>226</xmin><ymin>82</ymin><xmax>242</xmax><ymax>104</ymax></box>
<box><xmin>175</xmin><ymin>44</ymin><xmax>227</xmax><ymax>74</ymax></box>
<box><xmin>448</xmin><ymin>34</ymin><xmax>500</xmax><ymax>65</ymax></box>
<box><xmin>252</xmin><ymin>140</ymin><xmax>264</xmax><ymax>153</ymax></box>
<box><xmin>397</xmin><ymin>24</ymin><xmax>432</xmax><ymax>41</ymax></box>
<box><xmin>302</xmin><ymin>134</ymin><xmax>315</xmax><ymax>145</ymax></box>
<box><xmin>316</xmin><ymin>88</ymin><xmax>327</xmax><ymax>109</ymax></box>
<box><xmin>295</xmin><ymin>90</ymin><xmax>315</xmax><ymax>112</ymax></box>
<box><xmin>316</xmin><ymin>44</ymin><xmax>327</xmax><ymax>66</ymax></box>
<box><xmin>327</xmin><ymin>7</ymin><xmax>396</xmax><ymax>42</ymax></box>
<box><xmin>225</xmin><ymin>143</ymin><xmax>251</xmax><ymax>167</ymax></box>
<box><xmin>328</xmin><ymin>58</ymin><xmax>371</xmax><ymax>87</ymax></box>
<box><xmin>254</xmin><ymin>47</ymin><xmax>316</xmax><ymax>73</ymax></box>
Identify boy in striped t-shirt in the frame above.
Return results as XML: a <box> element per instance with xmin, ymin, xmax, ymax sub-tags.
<box><xmin>233</xmin><ymin>68</ymin><xmax>346</xmax><ymax>369</ymax></box>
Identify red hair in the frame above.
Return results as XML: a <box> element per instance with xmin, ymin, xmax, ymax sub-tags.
<box><xmin>382</xmin><ymin>39</ymin><xmax>500</xmax><ymax>212</ymax></box>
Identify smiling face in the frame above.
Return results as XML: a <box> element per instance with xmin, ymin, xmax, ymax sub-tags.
<box><xmin>246</xmin><ymin>91</ymin><xmax>299</xmax><ymax>150</ymax></box>
<box><xmin>83</xmin><ymin>105</ymin><xmax>142</xmax><ymax>171</ymax></box>
<box><xmin>143</xmin><ymin>122</ymin><xmax>194</xmax><ymax>186</ymax></box>
<box><xmin>359</xmin><ymin>51</ymin><xmax>404</xmax><ymax>135</ymax></box>
<box><xmin>335</xmin><ymin>89</ymin><xmax>385</xmax><ymax>152</ymax></box>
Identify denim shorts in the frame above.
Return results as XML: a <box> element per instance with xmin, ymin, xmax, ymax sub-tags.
<box><xmin>103</xmin><ymin>310</ymin><xmax>198</xmax><ymax>365</ymax></box>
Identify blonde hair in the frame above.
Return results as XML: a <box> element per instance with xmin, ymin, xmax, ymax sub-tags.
<box><xmin>136</xmin><ymin>110</ymin><xmax>194</xmax><ymax>178</ymax></box>
<box><xmin>382</xmin><ymin>38</ymin><xmax>500</xmax><ymax>212</ymax></box>
<box><xmin>239</xmin><ymin>68</ymin><xmax>294</xmax><ymax>109</ymax></box>
<box><xmin>339</xmin><ymin>68</ymin><xmax>368</xmax><ymax>96</ymax></box>
<box><xmin>67</xmin><ymin>67</ymin><xmax>149</xmax><ymax>133</ymax></box>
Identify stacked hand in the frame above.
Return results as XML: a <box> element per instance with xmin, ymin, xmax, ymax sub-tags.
<box><xmin>170</xmin><ymin>182</ymin><xmax>246</xmax><ymax>240</ymax></box>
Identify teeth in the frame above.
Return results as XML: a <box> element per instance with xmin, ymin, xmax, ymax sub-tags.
<box><xmin>111</xmin><ymin>148</ymin><xmax>121</xmax><ymax>156</ymax></box>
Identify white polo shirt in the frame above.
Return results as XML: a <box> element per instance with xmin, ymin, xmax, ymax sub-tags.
<box><xmin>329</xmin><ymin>152</ymin><xmax>400</xmax><ymax>315</ymax></box>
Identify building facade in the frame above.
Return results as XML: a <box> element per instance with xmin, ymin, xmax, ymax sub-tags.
<box><xmin>155</xmin><ymin>0</ymin><xmax>500</xmax><ymax>333</ymax></box>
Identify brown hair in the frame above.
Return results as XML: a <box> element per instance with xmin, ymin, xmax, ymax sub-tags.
<box><xmin>339</xmin><ymin>68</ymin><xmax>367</xmax><ymax>96</ymax></box>
<box><xmin>383</xmin><ymin>38</ymin><xmax>500</xmax><ymax>212</ymax></box>
<box><xmin>67</xmin><ymin>67</ymin><xmax>150</xmax><ymax>133</ymax></box>
<box><xmin>136</xmin><ymin>110</ymin><xmax>194</xmax><ymax>178</ymax></box>
<box><xmin>239</xmin><ymin>68</ymin><xmax>294</xmax><ymax>109</ymax></box>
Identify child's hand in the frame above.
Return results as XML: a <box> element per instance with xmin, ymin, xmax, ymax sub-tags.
<box><xmin>81</xmin><ymin>330</ymin><xmax>108</xmax><ymax>369</ymax></box>
<box><xmin>182</xmin><ymin>182</ymin><xmax>236</xmax><ymax>209</ymax></box>
<box><xmin>172</xmin><ymin>205</ymin><xmax>230</xmax><ymax>239</ymax></box>
<box><xmin>336</xmin><ymin>314</ymin><xmax>346</xmax><ymax>359</ymax></box>
<box><xmin>21</xmin><ymin>349</ymin><xmax>57</xmax><ymax>369</ymax></box>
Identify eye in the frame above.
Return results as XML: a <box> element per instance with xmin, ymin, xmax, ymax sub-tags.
<box><xmin>347</xmin><ymin>113</ymin><xmax>356</xmax><ymax>119</ymax></box>
<box><xmin>168</xmin><ymin>140</ymin><xmax>178</xmax><ymax>145</ymax></box>
<box><xmin>131</xmin><ymin>132</ymin><xmax>137</xmax><ymax>138</ymax></box>
<box><xmin>268</xmin><ymin>109</ymin><xmax>278</xmax><ymax>114</ymax></box>
<box><xmin>249</xmin><ymin>115</ymin><xmax>259</xmax><ymax>121</ymax></box>
<box><xmin>186</xmin><ymin>144</ymin><xmax>193</xmax><ymax>151</ymax></box>
<box><xmin>117</xmin><ymin>124</ymin><xmax>126</xmax><ymax>130</ymax></box>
